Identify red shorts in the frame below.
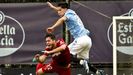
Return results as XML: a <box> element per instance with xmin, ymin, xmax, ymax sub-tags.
<box><xmin>36</xmin><ymin>62</ymin><xmax>71</xmax><ymax>75</ymax></box>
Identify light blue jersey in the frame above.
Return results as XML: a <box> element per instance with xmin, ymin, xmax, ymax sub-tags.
<box><xmin>64</xmin><ymin>9</ymin><xmax>90</xmax><ymax>39</ymax></box>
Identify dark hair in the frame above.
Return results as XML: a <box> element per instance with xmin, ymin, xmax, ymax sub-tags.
<box><xmin>57</xmin><ymin>2</ymin><xmax>69</xmax><ymax>9</ymax></box>
<box><xmin>45</xmin><ymin>33</ymin><xmax>56</xmax><ymax>40</ymax></box>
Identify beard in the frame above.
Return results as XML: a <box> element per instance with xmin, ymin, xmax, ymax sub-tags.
<box><xmin>46</xmin><ymin>44</ymin><xmax>54</xmax><ymax>50</ymax></box>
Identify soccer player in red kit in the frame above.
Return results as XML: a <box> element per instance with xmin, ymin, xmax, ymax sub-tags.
<box><xmin>34</xmin><ymin>33</ymin><xmax>71</xmax><ymax>75</ymax></box>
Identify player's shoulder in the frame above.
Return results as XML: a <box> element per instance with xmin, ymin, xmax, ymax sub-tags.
<box><xmin>57</xmin><ymin>38</ymin><xmax>65</xmax><ymax>45</ymax></box>
<box><xmin>67</xmin><ymin>9</ymin><xmax>75</xmax><ymax>12</ymax></box>
<box><xmin>65</xmin><ymin>9</ymin><xmax>76</xmax><ymax>15</ymax></box>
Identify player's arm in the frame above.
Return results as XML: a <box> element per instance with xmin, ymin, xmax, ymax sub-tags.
<box><xmin>47</xmin><ymin>16</ymin><xmax>67</xmax><ymax>33</ymax></box>
<box><xmin>51</xmin><ymin>16</ymin><xmax>67</xmax><ymax>28</ymax></box>
<box><xmin>44</xmin><ymin>44</ymin><xmax>67</xmax><ymax>54</ymax></box>
<box><xmin>47</xmin><ymin>2</ymin><xmax>59</xmax><ymax>11</ymax></box>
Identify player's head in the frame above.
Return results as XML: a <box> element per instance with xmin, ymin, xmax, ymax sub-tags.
<box><xmin>57</xmin><ymin>2</ymin><xmax>69</xmax><ymax>17</ymax></box>
<box><xmin>57</xmin><ymin>3</ymin><xmax>69</xmax><ymax>9</ymax></box>
<box><xmin>45</xmin><ymin>33</ymin><xmax>56</xmax><ymax>49</ymax></box>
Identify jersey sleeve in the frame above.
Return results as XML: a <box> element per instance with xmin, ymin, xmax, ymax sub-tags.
<box><xmin>65</xmin><ymin>12</ymin><xmax>74</xmax><ymax>21</ymax></box>
<box><xmin>56</xmin><ymin>39</ymin><xmax>65</xmax><ymax>46</ymax></box>
<box><xmin>56</xmin><ymin>39</ymin><xmax>67</xmax><ymax>50</ymax></box>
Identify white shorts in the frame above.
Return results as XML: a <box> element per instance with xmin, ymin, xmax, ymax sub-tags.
<box><xmin>68</xmin><ymin>35</ymin><xmax>92</xmax><ymax>59</ymax></box>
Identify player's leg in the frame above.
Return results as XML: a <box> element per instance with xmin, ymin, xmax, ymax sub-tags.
<box><xmin>68</xmin><ymin>37</ymin><xmax>90</xmax><ymax>58</ymax></box>
<box><xmin>36</xmin><ymin>63</ymin><xmax>44</xmax><ymax>74</ymax></box>
<box><xmin>77</xmin><ymin>36</ymin><xmax>91</xmax><ymax>74</ymax></box>
<box><xmin>68</xmin><ymin>35</ymin><xmax>92</xmax><ymax>58</ymax></box>
<box><xmin>69</xmin><ymin>35</ymin><xmax>105</xmax><ymax>75</ymax></box>
<box><xmin>69</xmin><ymin>40</ymin><xmax>85</xmax><ymax>64</ymax></box>
<box><xmin>36</xmin><ymin>68</ymin><xmax>44</xmax><ymax>75</ymax></box>
<box><xmin>36</xmin><ymin>63</ymin><xmax>54</xmax><ymax>75</ymax></box>
<box><xmin>77</xmin><ymin>36</ymin><xmax>105</xmax><ymax>75</ymax></box>
<box><xmin>68</xmin><ymin>35</ymin><xmax>91</xmax><ymax>73</ymax></box>
<box><xmin>35</xmin><ymin>55</ymin><xmax>45</xmax><ymax>74</ymax></box>
<box><xmin>69</xmin><ymin>42</ymin><xmax>81</xmax><ymax>63</ymax></box>
<box><xmin>35</xmin><ymin>55</ymin><xmax>49</xmax><ymax>75</ymax></box>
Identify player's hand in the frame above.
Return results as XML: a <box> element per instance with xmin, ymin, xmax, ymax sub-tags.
<box><xmin>32</xmin><ymin>54</ymin><xmax>40</xmax><ymax>62</ymax></box>
<box><xmin>34</xmin><ymin>54</ymin><xmax>40</xmax><ymax>59</ymax></box>
<box><xmin>47</xmin><ymin>27</ymin><xmax>54</xmax><ymax>33</ymax></box>
<box><xmin>35</xmin><ymin>54</ymin><xmax>40</xmax><ymax>57</ymax></box>
<box><xmin>47</xmin><ymin>2</ymin><xmax>53</xmax><ymax>8</ymax></box>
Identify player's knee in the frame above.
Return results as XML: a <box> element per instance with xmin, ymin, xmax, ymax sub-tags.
<box><xmin>39</xmin><ymin>55</ymin><xmax>46</xmax><ymax>63</ymax></box>
<box><xmin>36</xmin><ymin>68</ymin><xmax>44</xmax><ymax>75</ymax></box>
<box><xmin>35</xmin><ymin>55</ymin><xmax>45</xmax><ymax>63</ymax></box>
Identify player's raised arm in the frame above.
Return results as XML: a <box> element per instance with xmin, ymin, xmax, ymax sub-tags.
<box><xmin>47</xmin><ymin>2</ymin><xmax>60</xmax><ymax>11</ymax></box>
<box><xmin>47</xmin><ymin>16</ymin><xmax>67</xmax><ymax>33</ymax></box>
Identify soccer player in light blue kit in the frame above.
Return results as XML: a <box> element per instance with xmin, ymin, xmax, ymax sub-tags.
<box><xmin>46</xmin><ymin>2</ymin><xmax>105</xmax><ymax>75</ymax></box>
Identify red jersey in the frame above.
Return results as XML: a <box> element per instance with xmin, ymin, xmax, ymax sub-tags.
<box><xmin>45</xmin><ymin>39</ymin><xmax>70</xmax><ymax>67</ymax></box>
